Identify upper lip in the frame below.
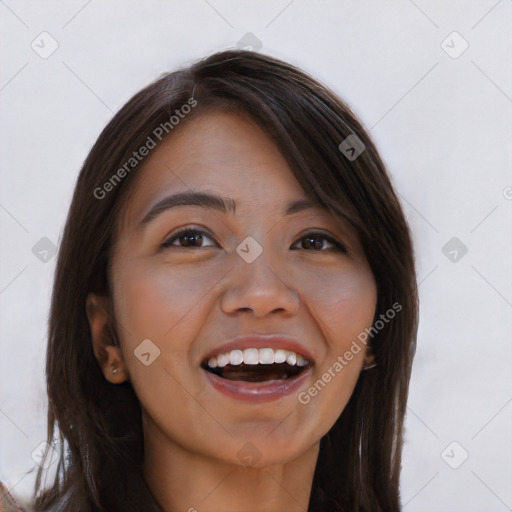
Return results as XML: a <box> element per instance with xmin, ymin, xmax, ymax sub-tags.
<box><xmin>201</xmin><ymin>334</ymin><xmax>315</xmax><ymax>365</ymax></box>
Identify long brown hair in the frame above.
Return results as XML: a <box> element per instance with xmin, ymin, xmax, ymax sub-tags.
<box><xmin>33</xmin><ymin>49</ymin><xmax>418</xmax><ymax>512</ymax></box>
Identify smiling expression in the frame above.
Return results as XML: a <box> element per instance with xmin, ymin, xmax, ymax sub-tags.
<box><xmin>105</xmin><ymin>108</ymin><xmax>377</xmax><ymax>467</ymax></box>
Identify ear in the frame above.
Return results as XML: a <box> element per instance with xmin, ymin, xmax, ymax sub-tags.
<box><xmin>362</xmin><ymin>353</ymin><xmax>376</xmax><ymax>370</ymax></box>
<box><xmin>86</xmin><ymin>293</ymin><xmax>128</xmax><ymax>384</ymax></box>
<box><xmin>362</xmin><ymin>347</ymin><xmax>376</xmax><ymax>371</ymax></box>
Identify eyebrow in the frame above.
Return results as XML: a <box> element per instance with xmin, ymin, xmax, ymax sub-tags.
<box><xmin>139</xmin><ymin>191</ymin><xmax>322</xmax><ymax>226</ymax></box>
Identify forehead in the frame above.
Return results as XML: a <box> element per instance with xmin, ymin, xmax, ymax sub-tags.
<box><xmin>118</xmin><ymin>109</ymin><xmax>310</xmax><ymax>228</ymax></box>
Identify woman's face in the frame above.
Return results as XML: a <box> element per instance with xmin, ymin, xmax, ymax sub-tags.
<box><xmin>104</xmin><ymin>109</ymin><xmax>377</xmax><ymax>467</ymax></box>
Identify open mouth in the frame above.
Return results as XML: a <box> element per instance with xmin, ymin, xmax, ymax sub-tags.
<box><xmin>201</xmin><ymin>348</ymin><xmax>312</xmax><ymax>382</ymax></box>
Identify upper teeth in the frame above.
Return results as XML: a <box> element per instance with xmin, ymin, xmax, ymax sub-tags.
<box><xmin>207</xmin><ymin>348</ymin><xmax>309</xmax><ymax>369</ymax></box>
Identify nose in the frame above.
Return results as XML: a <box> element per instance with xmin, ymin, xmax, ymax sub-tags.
<box><xmin>220</xmin><ymin>250</ymin><xmax>301</xmax><ymax>318</ymax></box>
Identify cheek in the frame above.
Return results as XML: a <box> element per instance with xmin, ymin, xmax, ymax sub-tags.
<box><xmin>110</xmin><ymin>260</ymin><xmax>223</xmax><ymax>404</ymax></box>
<box><xmin>110</xmin><ymin>261</ymin><xmax>225</xmax><ymax>435</ymax></box>
<box><xmin>294</xmin><ymin>265</ymin><xmax>377</xmax><ymax>431</ymax></box>
<box><xmin>302</xmin><ymin>264</ymin><xmax>377</xmax><ymax>347</ymax></box>
<box><xmin>113</xmin><ymin>260</ymin><xmax>221</xmax><ymax>344</ymax></box>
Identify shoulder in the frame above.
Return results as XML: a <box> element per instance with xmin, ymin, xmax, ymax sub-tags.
<box><xmin>0</xmin><ymin>481</ymin><xmax>26</xmax><ymax>512</ymax></box>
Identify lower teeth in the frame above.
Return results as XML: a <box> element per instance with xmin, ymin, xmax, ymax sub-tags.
<box><xmin>204</xmin><ymin>363</ymin><xmax>305</xmax><ymax>382</ymax></box>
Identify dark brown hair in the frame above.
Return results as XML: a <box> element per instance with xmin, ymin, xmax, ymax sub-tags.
<box><xmin>33</xmin><ymin>49</ymin><xmax>418</xmax><ymax>512</ymax></box>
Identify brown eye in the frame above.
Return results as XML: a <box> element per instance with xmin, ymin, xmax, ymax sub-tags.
<box><xmin>292</xmin><ymin>232</ymin><xmax>347</xmax><ymax>253</ymax></box>
<box><xmin>301</xmin><ymin>236</ymin><xmax>325</xmax><ymax>250</ymax></box>
<box><xmin>162</xmin><ymin>228</ymin><xmax>217</xmax><ymax>249</ymax></box>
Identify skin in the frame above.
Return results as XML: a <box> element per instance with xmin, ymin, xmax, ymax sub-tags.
<box><xmin>86</xmin><ymin>109</ymin><xmax>377</xmax><ymax>512</ymax></box>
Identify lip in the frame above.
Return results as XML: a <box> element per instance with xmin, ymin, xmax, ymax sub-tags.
<box><xmin>201</xmin><ymin>334</ymin><xmax>315</xmax><ymax>364</ymax></box>
<box><xmin>202</xmin><ymin>365</ymin><xmax>313</xmax><ymax>403</ymax></box>
<box><xmin>200</xmin><ymin>334</ymin><xmax>314</xmax><ymax>403</ymax></box>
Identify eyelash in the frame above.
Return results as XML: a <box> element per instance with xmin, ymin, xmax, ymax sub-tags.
<box><xmin>161</xmin><ymin>228</ymin><xmax>348</xmax><ymax>254</ymax></box>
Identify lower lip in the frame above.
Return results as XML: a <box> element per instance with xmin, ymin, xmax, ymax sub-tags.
<box><xmin>202</xmin><ymin>367</ymin><xmax>312</xmax><ymax>403</ymax></box>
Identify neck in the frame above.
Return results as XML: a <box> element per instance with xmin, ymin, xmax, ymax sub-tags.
<box><xmin>142</xmin><ymin>417</ymin><xmax>319</xmax><ymax>512</ymax></box>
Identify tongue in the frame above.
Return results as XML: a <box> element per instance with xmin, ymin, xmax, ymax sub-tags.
<box><xmin>213</xmin><ymin>363</ymin><xmax>302</xmax><ymax>382</ymax></box>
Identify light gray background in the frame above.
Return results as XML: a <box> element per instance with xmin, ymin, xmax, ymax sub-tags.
<box><xmin>1</xmin><ymin>0</ymin><xmax>511</xmax><ymax>510</ymax></box>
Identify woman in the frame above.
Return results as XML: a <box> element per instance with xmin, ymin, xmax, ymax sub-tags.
<box><xmin>32</xmin><ymin>49</ymin><xmax>418</xmax><ymax>512</ymax></box>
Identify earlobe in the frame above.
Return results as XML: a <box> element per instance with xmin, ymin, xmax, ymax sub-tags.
<box><xmin>362</xmin><ymin>346</ymin><xmax>376</xmax><ymax>371</ymax></box>
<box><xmin>362</xmin><ymin>352</ymin><xmax>377</xmax><ymax>371</ymax></box>
<box><xmin>86</xmin><ymin>293</ymin><xmax>128</xmax><ymax>384</ymax></box>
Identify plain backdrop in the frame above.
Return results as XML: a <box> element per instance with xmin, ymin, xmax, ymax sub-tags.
<box><xmin>1</xmin><ymin>1</ymin><xmax>511</xmax><ymax>510</ymax></box>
